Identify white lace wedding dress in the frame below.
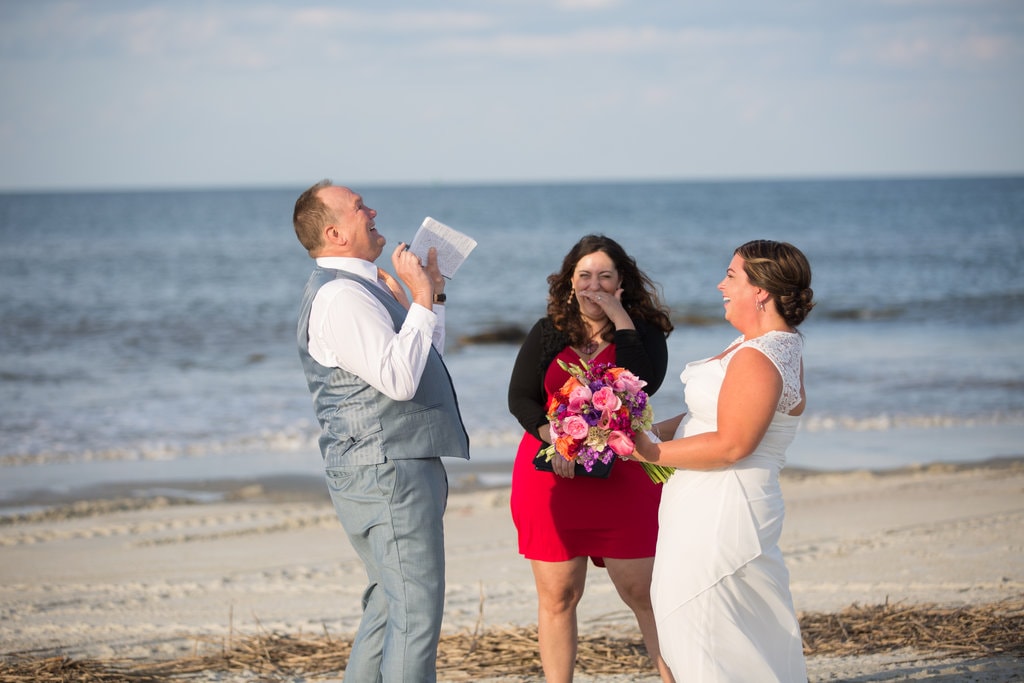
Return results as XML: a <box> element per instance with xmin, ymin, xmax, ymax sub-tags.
<box><xmin>653</xmin><ymin>331</ymin><xmax>807</xmax><ymax>682</ymax></box>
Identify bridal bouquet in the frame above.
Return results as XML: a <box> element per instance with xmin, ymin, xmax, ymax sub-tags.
<box><xmin>538</xmin><ymin>359</ymin><xmax>674</xmax><ymax>484</ymax></box>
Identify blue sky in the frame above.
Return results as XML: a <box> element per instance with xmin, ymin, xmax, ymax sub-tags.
<box><xmin>1</xmin><ymin>0</ymin><xmax>1022</xmax><ymax>191</ymax></box>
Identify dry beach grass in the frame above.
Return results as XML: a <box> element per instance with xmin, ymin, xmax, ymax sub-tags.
<box><xmin>2</xmin><ymin>599</ymin><xmax>1023</xmax><ymax>682</ymax></box>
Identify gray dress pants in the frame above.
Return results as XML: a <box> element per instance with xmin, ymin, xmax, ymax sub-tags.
<box><xmin>325</xmin><ymin>458</ymin><xmax>448</xmax><ymax>683</ymax></box>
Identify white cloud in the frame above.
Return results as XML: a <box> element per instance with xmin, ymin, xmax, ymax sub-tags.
<box><xmin>290</xmin><ymin>8</ymin><xmax>493</xmax><ymax>32</ymax></box>
<box><xmin>0</xmin><ymin>0</ymin><xmax>1021</xmax><ymax>190</ymax></box>
<box><xmin>431</xmin><ymin>25</ymin><xmax>799</xmax><ymax>60</ymax></box>
<box><xmin>555</xmin><ymin>0</ymin><xmax>622</xmax><ymax>10</ymax></box>
<box><xmin>836</xmin><ymin>10</ymin><xmax>1021</xmax><ymax>70</ymax></box>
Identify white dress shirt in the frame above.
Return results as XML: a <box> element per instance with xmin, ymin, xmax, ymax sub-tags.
<box><xmin>307</xmin><ymin>257</ymin><xmax>445</xmax><ymax>401</ymax></box>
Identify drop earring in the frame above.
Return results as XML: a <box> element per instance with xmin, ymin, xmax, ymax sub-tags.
<box><xmin>568</xmin><ymin>288</ymin><xmax>575</xmax><ymax>304</ymax></box>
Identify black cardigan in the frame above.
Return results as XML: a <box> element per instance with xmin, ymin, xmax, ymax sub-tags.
<box><xmin>507</xmin><ymin>317</ymin><xmax>669</xmax><ymax>440</ymax></box>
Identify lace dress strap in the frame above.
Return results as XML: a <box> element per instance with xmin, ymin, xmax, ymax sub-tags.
<box><xmin>722</xmin><ymin>331</ymin><xmax>804</xmax><ymax>413</ymax></box>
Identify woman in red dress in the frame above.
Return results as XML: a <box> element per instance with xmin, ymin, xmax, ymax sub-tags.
<box><xmin>507</xmin><ymin>235</ymin><xmax>675</xmax><ymax>682</ymax></box>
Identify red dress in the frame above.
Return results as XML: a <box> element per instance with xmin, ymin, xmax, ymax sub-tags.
<box><xmin>510</xmin><ymin>344</ymin><xmax>663</xmax><ymax>566</ymax></box>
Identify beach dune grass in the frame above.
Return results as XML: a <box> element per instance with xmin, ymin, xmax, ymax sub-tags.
<box><xmin>1</xmin><ymin>599</ymin><xmax>1021</xmax><ymax>682</ymax></box>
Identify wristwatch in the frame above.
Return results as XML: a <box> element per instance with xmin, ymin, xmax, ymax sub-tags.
<box><xmin>432</xmin><ymin>293</ymin><xmax>447</xmax><ymax>304</ymax></box>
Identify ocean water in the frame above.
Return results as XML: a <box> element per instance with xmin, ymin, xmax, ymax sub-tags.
<box><xmin>1</xmin><ymin>178</ymin><xmax>1022</xmax><ymax>503</ymax></box>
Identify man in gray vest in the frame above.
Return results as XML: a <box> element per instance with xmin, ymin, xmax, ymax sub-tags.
<box><xmin>293</xmin><ymin>180</ymin><xmax>470</xmax><ymax>682</ymax></box>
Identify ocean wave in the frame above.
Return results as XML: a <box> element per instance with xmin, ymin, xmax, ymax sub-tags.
<box><xmin>815</xmin><ymin>290</ymin><xmax>1024</xmax><ymax>325</ymax></box>
<box><xmin>0</xmin><ymin>426</ymin><xmax>526</xmax><ymax>468</ymax></box>
<box><xmin>801</xmin><ymin>411</ymin><xmax>1024</xmax><ymax>432</ymax></box>
<box><xmin>0</xmin><ymin>429</ymin><xmax>319</xmax><ymax>468</ymax></box>
<box><xmin>5</xmin><ymin>414</ymin><xmax>1024</xmax><ymax>469</ymax></box>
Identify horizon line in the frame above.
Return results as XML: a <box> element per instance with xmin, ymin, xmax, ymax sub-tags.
<box><xmin>1</xmin><ymin>170</ymin><xmax>1022</xmax><ymax>195</ymax></box>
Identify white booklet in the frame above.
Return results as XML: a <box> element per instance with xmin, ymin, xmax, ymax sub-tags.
<box><xmin>408</xmin><ymin>216</ymin><xmax>477</xmax><ymax>279</ymax></box>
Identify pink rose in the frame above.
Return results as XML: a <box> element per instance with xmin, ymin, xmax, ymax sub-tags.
<box><xmin>592</xmin><ymin>386</ymin><xmax>622</xmax><ymax>412</ymax></box>
<box><xmin>607</xmin><ymin>430</ymin><xmax>635</xmax><ymax>456</ymax></box>
<box><xmin>612</xmin><ymin>371</ymin><xmax>646</xmax><ymax>395</ymax></box>
<box><xmin>563</xmin><ymin>415</ymin><xmax>590</xmax><ymax>440</ymax></box>
<box><xmin>568</xmin><ymin>385</ymin><xmax>593</xmax><ymax>412</ymax></box>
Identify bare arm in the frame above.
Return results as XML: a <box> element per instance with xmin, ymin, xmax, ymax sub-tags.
<box><xmin>650</xmin><ymin>413</ymin><xmax>686</xmax><ymax>442</ymax></box>
<box><xmin>634</xmin><ymin>348</ymin><xmax>781</xmax><ymax>470</ymax></box>
<box><xmin>376</xmin><ymin>267</ymin><xmax>410</xmax><ymax>309</ymax></box>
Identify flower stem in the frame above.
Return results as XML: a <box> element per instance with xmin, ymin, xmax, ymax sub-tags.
<box><xmin>640</xmin><ymin>462</ymin><xmax>675</xmax><ymax>484</ymax></box>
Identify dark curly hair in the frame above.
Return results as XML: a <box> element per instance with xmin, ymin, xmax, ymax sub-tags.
<box><xmin>546</xmin><ymin>235</ymin><xmax>674</xmax><ymax>348</ymax></box>
<box><xmin>735</xmin><ymin>240</ymin><xmax>816</xmax><ymax>327</ymax></box>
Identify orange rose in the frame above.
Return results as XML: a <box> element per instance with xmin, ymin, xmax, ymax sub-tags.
<box><xmin>558</xmin><ymin>376</ymin><xmax>583</xmax><ymax>396</ymax></box>
<box><xmin>556</xmin><ymin>433</ymin><xmax>582</xmax><ymax>460</ymax></box>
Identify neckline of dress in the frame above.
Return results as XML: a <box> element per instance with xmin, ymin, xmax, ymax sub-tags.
<box><xmin>572</xmin><ymin>341</ymin><xmax>611</xmax><ymax>362</ymax></box>
<box><xmin>706</xmin><ymin>330</ymin><xmax>798</xmax><ymax>363</ymax></box>
<box><xmin>740</xmin><ymin>329</ymin><xmax>797</xmax><ymax>342</ymax></box>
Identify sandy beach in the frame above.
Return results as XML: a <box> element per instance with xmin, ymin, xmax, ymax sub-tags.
<box><xmin>1</xmin><ymin>457</ymin><xmax>1022</xmax><ymax>681</ymax></box>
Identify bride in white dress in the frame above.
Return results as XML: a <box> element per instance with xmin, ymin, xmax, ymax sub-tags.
<box><xmin>631</xmin><ymin>240</ymin><xmax>815</xmax><ymax>682</ymax></box>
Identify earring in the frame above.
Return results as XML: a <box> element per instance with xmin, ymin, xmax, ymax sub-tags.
<box><xmin>568</xmin><ymin>288</ymin><xmax>575</xmax><ymax>304</ymax></box>
<box><xmin>756</xmin><ymin>300</ymin><xmax>766</xmax><ymax>312</ymax></box>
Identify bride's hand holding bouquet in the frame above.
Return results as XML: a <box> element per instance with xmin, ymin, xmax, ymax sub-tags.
<box><xmin>628</xmin><ymin>425</ymin><xmax>676</xmax><ymax>484</ymax></box>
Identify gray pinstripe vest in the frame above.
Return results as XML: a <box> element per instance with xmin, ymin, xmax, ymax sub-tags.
<box><xmin>297</xmin><ymin>266</ymin><xmax>470</xmax><ymax>467</ymax></box>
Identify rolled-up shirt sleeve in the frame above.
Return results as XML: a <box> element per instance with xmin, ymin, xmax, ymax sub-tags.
<box><xmin>309</xmin><ymin>278</ymin><xmax>439</xmax><ymax>401</ymax></box>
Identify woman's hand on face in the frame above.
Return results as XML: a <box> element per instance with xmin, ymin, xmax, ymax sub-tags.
<box><xmin>577</xmin><ymin>288</ymin><xmax>621</xmax><ymax>310</ymax></box>
<box><xmin>577</xmin><ymin>288</ymin><xmax>631</xmax><ymax>328</ymax></box>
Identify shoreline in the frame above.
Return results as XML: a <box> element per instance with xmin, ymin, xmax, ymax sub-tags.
<box><xmin>1</xmin><ymin>457</ymin><xmax>1022</xmax><ymax>681</ymax></box>
<box><xmin>2</xmin><ymin>418</ymin><xmax>1022</xmax><ymax>521</ymax></box>
<box><xmin>2</xmin><ymin>454</ymin><xmax>1021</xmax><ymax>518</ymax></box>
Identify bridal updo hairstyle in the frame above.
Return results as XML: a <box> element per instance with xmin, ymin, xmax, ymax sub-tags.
<box><xmin>736</xmin><ymin>239</ymin><xmax>815</xmax><ymax>327</ymax></box>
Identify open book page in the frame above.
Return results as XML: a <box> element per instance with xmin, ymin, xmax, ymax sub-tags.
<box><xmin>408</xmin><ymin>217</ymin><xmax>477</xmax><ymax>279</ymax></box>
